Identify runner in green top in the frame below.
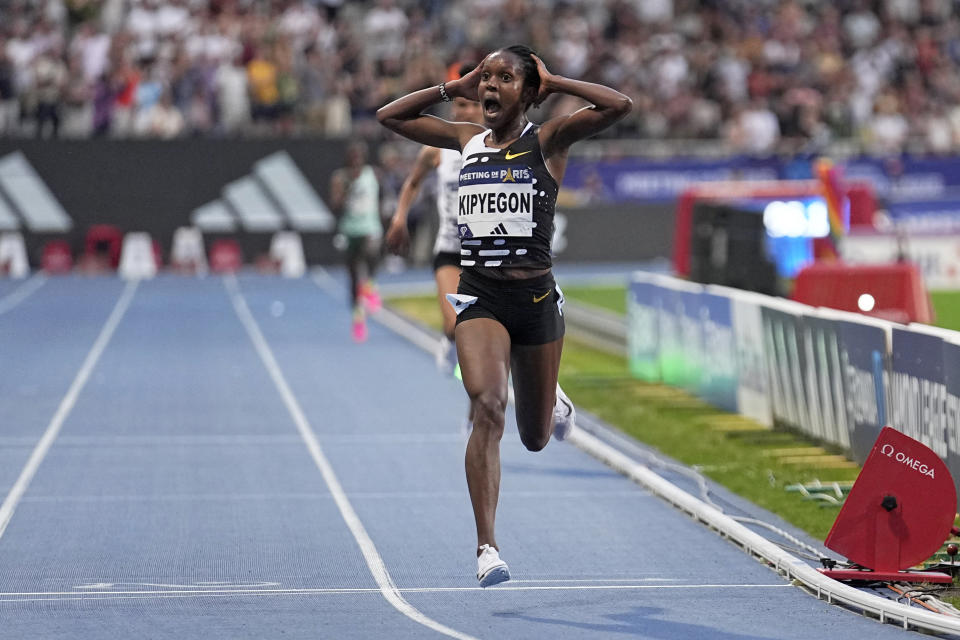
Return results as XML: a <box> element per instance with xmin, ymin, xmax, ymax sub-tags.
<box><xmin>330</xmin><ymin>140</ymin><xmax>384</xmax><ymax>342</ymax></box>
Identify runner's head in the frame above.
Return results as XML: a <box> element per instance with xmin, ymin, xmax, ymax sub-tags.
<box><xmin>345</xmin><ymin>140</ymin><xmax>368</xmax><ymax>168</ymax></box>
<box><xmin>478</xmin><ymin>45</ymin><xmax>540</xmax><ymax>127</ymax></box>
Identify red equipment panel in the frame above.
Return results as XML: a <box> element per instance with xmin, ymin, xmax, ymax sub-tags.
<box><xmin>791</xmin><ymin>261</ymin><xmax>933</xmax><ymax>324</ymax></box>
<box><xmin>824</xmin><ymin>427</ymin><xmax>956</xmax><ymax>573</ymax></box>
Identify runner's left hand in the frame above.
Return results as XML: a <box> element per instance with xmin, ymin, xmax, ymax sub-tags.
<box><xmin>531</xmin><ymin>55</ymin><xmax>555</xmax><ymax>107</ymax></box>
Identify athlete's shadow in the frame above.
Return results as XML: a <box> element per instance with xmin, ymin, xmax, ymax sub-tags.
<box><xmin>494</xmin><ymin>606</ymin><xmax>776</xmax><ymax>639</ymax></box>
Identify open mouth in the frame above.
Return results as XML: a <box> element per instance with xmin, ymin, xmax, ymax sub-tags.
<box><xmin>483</xmin><ymin>97</ymin><xmax>502</xmax><ymax>117</ymax></box>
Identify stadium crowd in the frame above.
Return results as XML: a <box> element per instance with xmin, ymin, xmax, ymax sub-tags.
<box><xmin>1</xmin><ymin>0</ymin><xmax>959</xmax><ymax>154</ymax></box>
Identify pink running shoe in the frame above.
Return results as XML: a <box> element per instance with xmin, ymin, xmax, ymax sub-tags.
<box><xmin>360</xmin><ymin>282</ymin><xmax>382</xmax><ymax>313</ymax></box>
<box><xmin>351</xmin><ymin>318</ymin><xmax>368</xmax><ymax>343</ymax></box>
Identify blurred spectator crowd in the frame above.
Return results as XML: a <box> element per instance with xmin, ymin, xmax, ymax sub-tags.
<box><xmin>1</xmin><ymin>0</ymin><xmax>960</xmax><ymax>155</ymax></box>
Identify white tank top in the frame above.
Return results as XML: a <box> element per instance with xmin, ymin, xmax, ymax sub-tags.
<box><xmin>434</xmin><ymin>148</ymin><xmax>462</xmax><ymax>255</ymax></box>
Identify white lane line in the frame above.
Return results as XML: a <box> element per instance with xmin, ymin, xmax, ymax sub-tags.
<box><xmin>225</xmin><ymin>274</ymin><xmax>479</xmax><ymax>640</ymax></box>
<box><xmin>52</xmin><ymin>434</ymin><xmax>304</xmax><ymax>446</ymax></box>
<box><xmin>0</xmin><ymin>437</ymin><xmax>40</xmax><ymax>447</ymax></box>
<box><xmin>0</xmin><ymin>432</ymin><xmax>467</xmax><ymax>448</ymax></box>
<box><xmin>0</xmin><ymin>583</ymin><xmax>793</xmax><ymax>603</ymax></box>
<box><xmin>0</xmin><ymin>273</ymin><xmax>47</xmax><ymax>316</ymax></box>
<box><xmin>310</xmin><ymin>265</ymin><xmax>339</xmax><ymax>294</ymax></box>
<box><xmin>21</xmin><ymin>493</ymin><xmax>333</xmax><ymax>503</ymax></box>
<box><xmin>20</xmin><ymin>488</ymin><xmax>650</xmax><ymax>504</ymax></box>
<box><xmin>0</xmin><ymin>279</ymin><xmax>138</xmax><ymax>542</ymax></box>
<box><xmin>310</xmin><ymin>433</ymin><xmax>466</xmax><ymax>444</ymax></box>
<box><xmin>510</xmin><ymin>578</ymin><xmax>680</xmax><ymax>583</ymax></box>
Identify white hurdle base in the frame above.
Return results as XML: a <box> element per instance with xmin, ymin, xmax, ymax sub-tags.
<box><xmin>270</xmin><ymin>231</ymin><xmax>306</xmax><ymax>278</ymax></box>
<box><xmin>119</xmin><ymin>232</ymin><xmax>157</xmax><ymax>280</ymax></box>
<box><xmin>170</xmin><ymin>226</ymin><xmax>208</xmax><ymax>275</ymax></box>
<box><xmin>0</xmin><ymin>232</ymin><xmax>29</xmax><ymax>278</ymax></box>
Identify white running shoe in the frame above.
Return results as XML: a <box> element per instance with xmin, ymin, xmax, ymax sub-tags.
<box><xmin>477</xmin><ymin>544</ymin><xmax>510</xmax><ymax>587</ymax></box>
<box><xmin>436</xmin><ymin>336</ymin><xmax>458</xmax><ymax>376</ymax></box>
<box><xmin>553</xmin><ymin>384</ymin><xmax>576</xmax><ymax>441</ymax></box>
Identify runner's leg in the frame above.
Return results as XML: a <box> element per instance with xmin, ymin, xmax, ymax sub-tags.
<box><xmin>511</xmin><ymin>337</ymin><xmax>564</xmax><ymax>451</ymax></box>
<box><xmin>456</xmin><ymin>318</ymin><xmax>511</xmax><ymax>551</ymax></box>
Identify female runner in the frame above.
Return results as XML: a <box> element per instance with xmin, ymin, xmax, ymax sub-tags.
<box><xmin>378</xmin><ymin>45</ymin><xmax>631</xmax><ymax>586</ymax></box>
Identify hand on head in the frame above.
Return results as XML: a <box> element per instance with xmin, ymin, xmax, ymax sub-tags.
<box><xmin>451</xmin><ymin>63</ymin><xmax>482</xmax><ymax>102</ymax></box>
<box><xmin>531</xmin><ymin>54</ymin><xmax>554</xmax><ymax>107</ymax></box>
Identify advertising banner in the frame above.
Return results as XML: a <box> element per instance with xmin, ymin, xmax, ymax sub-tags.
<box><xmin>628</xmin><ymin>270</ymin><xmax>960</xmax><ymax>479</ymax></box>
<box><xmin>627</xmin><ymin>274</ymin><xmax>663</xmax><ymax>382</ymax></box>
<box><xmin>802</xmin><ymin>313</ymin><xmax>849</xmax><ymax>448</ymax></box>
<box><xmin>678</xmin><ymin>288</ymin><xmax>705</xmax><ymax>396</ymax></box>
<box><xmin>942</xmin><ymin>336</ymin><xmax>960</xmax><ymax>498</ymax></box>
<box><xmin>761</xmin><ymin>302</ymin><xmax>811</xmax><ymax>434</ymax></box>
<box><xmin>697</xmin><ymin>291</ymin><xmax>738</xmax><ymax>412</ymax></box>
<box><xmin>841</xmin><ymin>233</ymin><xmax>960</xmax><ymax>290</ymax></box>
<box><xmin>889</xmin><ymin>328</ymin><xmax>949</xmax><ymax>464</ymax></box>
<box><xmin>563</xmin><ymin>157</ymin><xmax>779</xmax><ymax>203</ymax></box>
<box><xmin>728</xmin><ymin>290</ymin><xmax>772</xmax><ymax>426</ymax></box>
<box><xmin>835</xmin><ymin>318</ymin><xmax>890</xmax><ymax>464</ymax></box>
<box><xmin>884</xmin><ymin>198</ymin><xmax>960</xmax><ymax>234</ymax></box>
<box><xmin>0</xmin><ymin>139</ymin><xmax>350</xmax><ymax>265</ymax></box>
<box><xmin>657</xmin><ymin>280</ymin><xmax>703</xmax><ymax>390</ymax></box>
<box><xmin>564</xmin><ymin>155</ymin><xmax>959</xmax><ymax>204</ymax></box>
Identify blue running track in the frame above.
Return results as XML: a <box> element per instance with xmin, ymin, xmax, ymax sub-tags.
<box><xmin>0</xmin><ymin>273</ymin><xmax>936</xmax><ymax>639</ymax></box>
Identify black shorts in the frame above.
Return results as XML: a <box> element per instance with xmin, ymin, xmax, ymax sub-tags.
<box><xmin>449</xmin><ymin>269</ymin><xmax>565</xmax><ymax>346</ymax></box>
<box><xmin>433</xmin><ymin>251</ymin><xmax>460</xmax><ymax>271</ymax></box>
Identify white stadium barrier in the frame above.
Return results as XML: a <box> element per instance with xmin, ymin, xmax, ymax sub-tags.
<box><xmin>627</xmin><ymin>271</ymin><xmax>960</xmax><ymax>486</ymax></box>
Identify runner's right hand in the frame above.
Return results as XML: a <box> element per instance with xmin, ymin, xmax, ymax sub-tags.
<box><xmin>385</xmin><ymin>217</ymin><xmax>410</xmax><ymax>256</ymax></box>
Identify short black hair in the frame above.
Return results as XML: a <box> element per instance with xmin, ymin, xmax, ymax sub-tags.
<box><xmin>502</xmin><ymin>45</ymin><xmax>540</xmax><ymax>96</ymax></box>
<box><xmin>457</xmin><ymin>62</ymin><xmax>476</xmax><ymax>78</ymax></box>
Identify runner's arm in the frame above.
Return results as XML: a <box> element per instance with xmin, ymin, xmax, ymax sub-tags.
<box><xmin>377</xmin><ymin>67</ymin><xmax>484</xmax><ymax>150</ymax></box>
<box><xmin>386</xmin><ymin>147</ymin><xmax>440</xmax><ymax>255</ymax></box>
<box><xmin>533</xmin><ymin>55</ymin><xmax>632</xmax><ymax>155</ymax></box>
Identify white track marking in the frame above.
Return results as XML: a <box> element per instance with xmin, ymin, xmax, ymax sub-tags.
<box><xmin>367</xmin><ymin>303</ymin><xmax>440</xmax><ymax>353</ymax></box>
<box><xmin>20</xmin><ymin>493</ymin><xmax>333</xmax><ymax>503</ymax></box>
<box><xmin>509</xmin><ymin>578</ymin><xmax>680</xmax><ymax>583</ymax></box>
<box><xmin>20</xmin><ymin>488</ymin><xmax>649</xmax><ymax>504</ymax></box>
<box><xmin>0</xmin><ymin>273</ymin><xmax>46</xmax><ymax>316</ymax></box>
<box><xmin>310</xmin><ymin>266</ymin><xmax>339</xmax><ymax>294</ymax></box>
<box><xmin>0</xmin><ymin>279</ymin><xmax>138</xmax><ymax>542</ymax></box>
<box><xmin>1</xmin><ymin>433</ymin><xmax>466</xmax><ymax>446</ymax></box>
<box><xmin>0</xmin><ymin>583</ymin><xmax>792</xmax><ymax>604</ymax></box>
<box><xmin>52</xmin><ymin>434</ymin><xmax>304</xmax><ymax>446</ymax></box>
<box><xmin>225</xmin><ymin>274</ymin><xmax>479</xmax><ymax>640</ymax></box>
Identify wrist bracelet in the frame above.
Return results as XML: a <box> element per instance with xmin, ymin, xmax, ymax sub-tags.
<box><xmin>438</xmin><ymin>82</ymin><xmax>451</xmax><ymax>102</ymax></box>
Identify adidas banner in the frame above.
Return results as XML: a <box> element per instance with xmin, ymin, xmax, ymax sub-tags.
<box><xmin>0</xmin><ymin>139</ymin><xmax>346</xmax><ymax>265</ymax></box>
